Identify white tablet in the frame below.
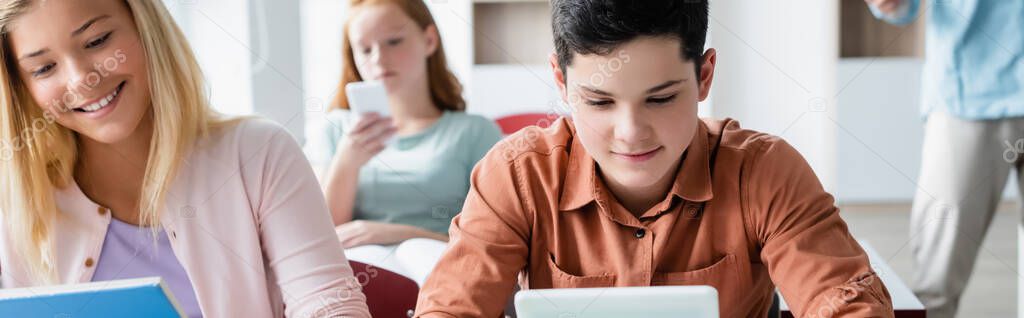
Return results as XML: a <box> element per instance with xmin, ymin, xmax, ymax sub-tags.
<box><xmin>514</xmin><ymin>285</ymin><xmax>719</xmax><ymax>318</ymax></box>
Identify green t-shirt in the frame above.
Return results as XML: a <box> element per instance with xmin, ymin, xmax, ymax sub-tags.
<box><xmin>304</xmin><ymin>110</ymin><xmax>503</xmax><ymax>234</ymax></box>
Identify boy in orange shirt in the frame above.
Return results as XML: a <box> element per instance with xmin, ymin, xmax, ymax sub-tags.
<box><xmin>415</xmin><ymin>1</ymin><xmax>895</xmax><ymax>317</ymax></box>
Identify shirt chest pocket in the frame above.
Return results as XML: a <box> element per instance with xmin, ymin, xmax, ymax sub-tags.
<box><xmin>652</xmin><ymin>253</ymin><xmax>740</xmax><ymax>293</ymax></box>
<box><xmin>545</xmin><ymin>254</ymin><xmax>616</xmax><ymax>288</ymax></box>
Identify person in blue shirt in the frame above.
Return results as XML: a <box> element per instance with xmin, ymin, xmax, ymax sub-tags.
<box><xmin>866</xmin><ymin>0</ymin><xmax>1023</xmax><ymax>317</ymax></box>
<box><xmin>305</xmin><ymin>0</ymin><xmax>503</xmax><ymax>248</ymax></box>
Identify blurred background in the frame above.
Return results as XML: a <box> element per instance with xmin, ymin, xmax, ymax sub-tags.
<box><xmin>160</xmin><ymin>0</ymin><xmax>1016</xmax><ymax>316</ymax></box>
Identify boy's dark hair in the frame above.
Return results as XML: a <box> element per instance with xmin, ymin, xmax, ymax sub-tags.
<box><xmin>551</xmin><ymin>0</ymin><xmax>709</xmax><ymax>76</ymax></box>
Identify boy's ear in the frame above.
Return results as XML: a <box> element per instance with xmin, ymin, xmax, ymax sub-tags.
<box><xmin>549</xmin><ymin>53</ymin><xmax>569</xmax><ymax>102</ymax></box>
<box><xmin>697</xmin><ymin>48</ymin><xmax>717</xmax><ymax>102</ymax></box>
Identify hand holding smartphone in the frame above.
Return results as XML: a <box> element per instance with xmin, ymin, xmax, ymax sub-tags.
<box><xmin>344</xmin><ymin>80</ymin><xmax>397</xmax><ymax>148</ymax></box>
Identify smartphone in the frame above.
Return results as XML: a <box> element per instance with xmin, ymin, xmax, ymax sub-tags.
<box><xmin>345</xmin><ymin>80</ymin><xmax>391</xmax><ymax>118</ymax></box>
<box><xmin>345</xmin><ymin>80</ymin><xmax>396</xmax><ymax>145</ymax></box>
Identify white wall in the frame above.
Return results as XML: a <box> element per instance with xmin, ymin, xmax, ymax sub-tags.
<box><xmin>470</xmin><ymin>65</ymin><xmax>561</xmax><ymax>119</ymax></box>
<box><xmin>249</xmin><ymin>0</ymin><xmax>306</xmax><ymax>140</ymax></box>
<box><xmin>163</xmin><ymin>0</ymin><xmax>306</xmax><ymax>139</ymax></box>
<box><xmin>163</xmin><ymin>0</ymin><xmax>253</xmax><ymax>116</ymax></box>
<box><xmin>298</xmin><ymin>0</ymin><xmax>344</xmax><ymax>121</ymax></box>
<box><xmin>835</xmin><ymin>58</ymin><xmax>924</xmax><ymax>203</ymax></box>
<box><xmin>708</xmin><ymin>0</ymin><xmax>839</xmax><ymax>191</ymax></box>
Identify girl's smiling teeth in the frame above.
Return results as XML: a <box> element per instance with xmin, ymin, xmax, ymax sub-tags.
<box><xmin>75</xmin><ymin>81</ymin><xmax>125</xmax><ymax>112</ymax></box>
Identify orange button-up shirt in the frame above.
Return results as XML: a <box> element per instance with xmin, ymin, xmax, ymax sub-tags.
<box><xmin>415</xmin><ymin>117</ymin><xmax>894</xmax><ymax>318</ymax></box>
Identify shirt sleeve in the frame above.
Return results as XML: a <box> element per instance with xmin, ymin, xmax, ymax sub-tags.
<box><xmin>743</xmin><ymin>137</ymin><xmax>894</xmax><ymax>318</ymax></box>
<box><xmin>244</xmin><ymin>120</ymin><xmax>370</xmax><ymax>318</ymax></box>
<box><xmin>868</xmin><ymin>0</ymin><xmax>920</xmax><ymax>25</ymax></box>
<box><xmin>414</xmin><ymin>146</ymin><xmax>531</xmax><ymax>317</ymax></box>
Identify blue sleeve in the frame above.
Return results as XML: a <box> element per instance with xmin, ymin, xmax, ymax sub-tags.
<box><xmin>869</xmin><ymin>0</ymin><xmax>920</xmax><ymax>26</ymax></box>
<box><xmin>466</xmin><ymin>116</ymin><xmax>504</xmax><ymax>170</ymax></box>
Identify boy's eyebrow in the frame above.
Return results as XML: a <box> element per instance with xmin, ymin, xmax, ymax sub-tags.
<box><xmin>576</xmin><ymin>84</ymin><xmax>614</xmax><ymax>96</ymax></box>
<box><xmin>72</xmin><ymin>15</ymin><xmax>110</xmax><ymax>37</ymax></box>
<box><xmin>575</xmin><ymin>79</ymin><xmax>686</xmax><ymax>96</ymax></box>
<box><xmin>646</xmin><ymin>79</ymin><xmax>684</xmax><ymax>94</ymax></box>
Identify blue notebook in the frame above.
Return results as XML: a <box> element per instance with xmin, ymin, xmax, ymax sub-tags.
<box><xmin>0</xmin><ymin>277</ymin><xmax>184</xmax><ymax>317</ymax></box>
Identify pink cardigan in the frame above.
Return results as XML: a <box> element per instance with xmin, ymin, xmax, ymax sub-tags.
<box><xmin>0</xmin><ymin>119</ymin><xmax>370</xmax><ymax>317</ymax></box>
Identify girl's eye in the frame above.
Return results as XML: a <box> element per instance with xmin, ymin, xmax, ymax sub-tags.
<box><xmin>647</xmin><ymin>94</ymin><xmax>678</xmax><ymax>105</ymax></box>
<box><xmin>85</xmin><ymin>31</ymin><xmax>113</xmax><ymax>49</ymax></box>
<box><xmin>32</xmin><ymin>63</ymin><xmax>55</xmax><ymax>77</ymax></box>
<box><xmin>386</xmin><ymin>38</ymin><xmax>403</xmax><ymax>46</ymax></box>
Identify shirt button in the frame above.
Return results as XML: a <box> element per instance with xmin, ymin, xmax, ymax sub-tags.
<box><xmin>634</xmin><ymin>228</ymin><xmax>646</xmax><ymax>239</ymax></box>
<box><xmin>84</xmin><ymin>257</ymin><xmax>95</xmax><ymax>268</ymax></box>
<box><xmin>97</xmin><ymin>206</ymin><xmax>108</xmax><ymax>215</ymax></box>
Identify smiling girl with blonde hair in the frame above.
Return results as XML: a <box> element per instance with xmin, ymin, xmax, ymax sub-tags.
<box><xmin>0</xmin><ymin>0</ymin><xmax>369</xmax><ymax>316</ymax></box>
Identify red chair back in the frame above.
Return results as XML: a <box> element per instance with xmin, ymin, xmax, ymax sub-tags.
<box><xmin>350</xmin><ymin>261</ymin><xmax>419</xmax><ymax>318</ymax></box>
<box><xmin>495</xmin><ymin>113</ymin><xmax>557</xmax><ymax>135</ymax></box>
